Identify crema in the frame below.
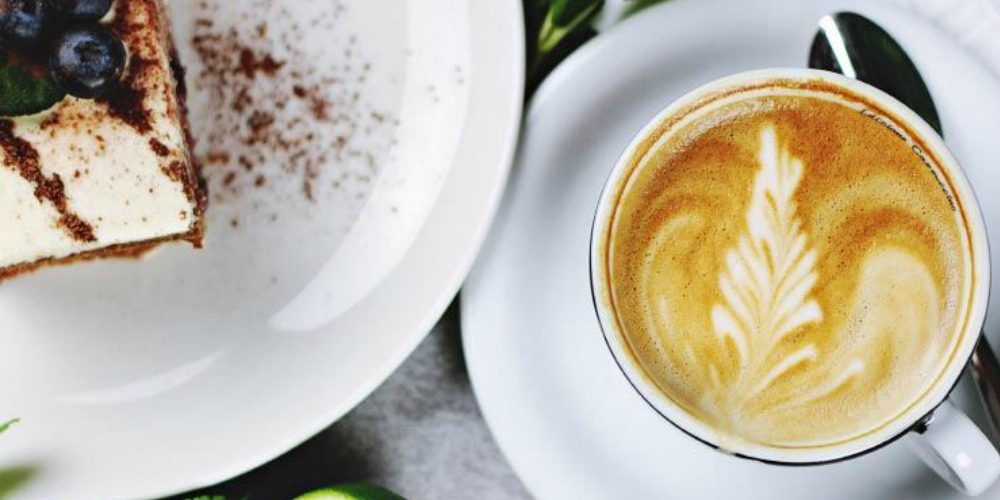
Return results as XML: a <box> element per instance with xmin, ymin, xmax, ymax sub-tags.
<box><xmin>603</xmin><ymin>80</ymin><xmax>975</xmax><ymax>449</ymax></box>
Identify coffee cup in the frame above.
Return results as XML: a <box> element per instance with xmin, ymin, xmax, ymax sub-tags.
<box><xmin>590</xmin><ymin>69</ymin><xmax>999</xmax><ymax>495</ymax></box>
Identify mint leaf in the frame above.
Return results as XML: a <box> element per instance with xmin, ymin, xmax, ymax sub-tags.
<box><xmin>0</xmin><ymin>53</ymin><xmax>64</xmax><ymax>117</ymax></box>
<box><xmin>0</xmin><ymin>418</ymin><xmax>19</xmax><ymax>434</ymax></box>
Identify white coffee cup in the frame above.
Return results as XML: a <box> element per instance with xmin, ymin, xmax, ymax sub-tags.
<box><xmin>590</xmin><ymin>69</ymin><xmax>999</xmax><ymax>496</ymax></box>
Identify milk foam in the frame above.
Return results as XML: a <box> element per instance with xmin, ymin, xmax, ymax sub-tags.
<box><xmin>607</xmin><ymin>89</ymin><xmax>972</xmax><ymax>448</ymax></box>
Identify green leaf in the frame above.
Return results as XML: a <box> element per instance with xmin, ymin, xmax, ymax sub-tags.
<box><xmin>295</xmin><ymin>484</ymin><xmax>406</xmax><ymax>500</ymax></box>
<box><xmin>0</xmin><ymin>418</ymin><xmax>19</xmax><ymax>435</ymax></box>
<box><xmin>538</xmin><ymin>0</ymin><xmax>604</xmax><ymax>54</ymax></box>
<box><xmin>547</xmin><ymin>0</ymin><xmax>604</xmax><ymax>25</ymax></box>
<box><xmin>0</xmin><ymin>52</ymin><xmax>65</xmax><ymax>117</ymax></box>
<box><xmin>623</xmin><ymin>0</ymin><xmax>673</xmax><ymax>16</ymax></box>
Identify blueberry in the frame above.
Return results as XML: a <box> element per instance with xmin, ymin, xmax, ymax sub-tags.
<box><xmin>0</xmin><ymin>0</ymin><xmax>52</xmax><ymax>45</ymax></box>
<box><xmin>50</xmin><ymin>0</ymin><xmax>112</xmax><ymax>22</ymax></box>
<box><xmin>49</xmin><ymin>25</ymin><xmax>126</xmax><ymax>98</ymax></box>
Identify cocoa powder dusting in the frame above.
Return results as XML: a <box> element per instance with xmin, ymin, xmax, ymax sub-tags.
<box><xmin>238</xmin><ymin>48</ymin><xmax>284</xmax><ymax>78</ymax></box>
<box><xmin>99</xmin><ymin>0</ymin><xmax>159</xmax><ymax>133</ymax></box>
<box><xmin>190</xmin><ymin>0</ymin><xmax>398</xmax><ymax>219</ymax></box>
<box><xmin>60</xmin><ymin>214</ymin><xmax>96</xmax><ymax>242</ymax></box>
<box><xmin>0</xmin><ymin>120</ymin><xmax>96</xmax><ymax>242</ymax></box>
<box><xmin>98</xmin><ymin>55</ymin><xmax>156</xmax><ymax>134</ymax></box>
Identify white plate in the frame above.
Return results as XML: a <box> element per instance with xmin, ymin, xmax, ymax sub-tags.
<box><xmin>0</xmin><ymin>1</ymin><xmax>524</xmax><ymax>498</ymax></box>
<box><xmin>463</xmin><ymin>0</ymin><xmax>1000</xmax><ymax>498</ymax></box>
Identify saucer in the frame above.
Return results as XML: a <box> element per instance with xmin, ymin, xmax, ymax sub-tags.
<box><xmin>462</xmin><ymin>0</ymin><xmax>1000</xmax><ymax>498</ymax></box>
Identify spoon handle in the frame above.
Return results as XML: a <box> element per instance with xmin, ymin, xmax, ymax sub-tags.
<box><xmin>971</xmin><ymin>338</ymin><xmax>1000</xmax><ymax>441</ymax></box>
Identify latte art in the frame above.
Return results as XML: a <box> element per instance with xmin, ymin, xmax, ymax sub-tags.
<box><xmin>710</xmin><ymin>126</ymin><xmax>831</xmax><ymax>407</ymax></box>
<box><xmin>604</xmin><ymin>83</ymin><xmax>975</xmax><ymax>448</ymax></box>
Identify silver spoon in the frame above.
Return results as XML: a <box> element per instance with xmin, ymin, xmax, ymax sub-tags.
<box><xmin>810</xmin><ymin>12</ymin><xmax>1000</xmax><ymax>440</ymax></box>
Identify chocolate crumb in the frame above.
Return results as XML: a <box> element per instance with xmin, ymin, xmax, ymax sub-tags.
<box><xmin>238</xmin><ymin>156</ymin><xmax>253</xmax><ymax>171</ymax></box>
<box><xmin>150</xmin><ymin>138</ymin><xmax>170</xmax><ymax>157</ymax></box>
<box><xmin>204</xmin><ymin>151</ymin><xmax>231</xmax><ymax>165</ymax></box>
<box><xmin>238</xmin><ymin>48</ymin><xmax>284</xmax><ymax>78</ymax></box>
<box><xmin>303</xmin><ymin>179</ymin><xmax>314</xmax><ymax>202</ymax></box>
<box><xmin>39</xmin><ymin>113</ymin><xmax>60</xmax><ymax>130</ymax></box>
<box><xmin>247</xmin><ymin>111</ymin><xmax>275</xmax><ymax>135</ymax></box>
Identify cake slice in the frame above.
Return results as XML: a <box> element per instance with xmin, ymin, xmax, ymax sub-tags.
<box><xmin>0</xmin><ymin>0</ymin><xmax>204</xmax><ymax>279</ymax></box>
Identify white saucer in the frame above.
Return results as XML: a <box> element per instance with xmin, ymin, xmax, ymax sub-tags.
<box><xmin>0</xmin><ymin>1</ymin><xmax>523</xmax><ymax>498</ymax></box>
<box><xmin>462</xmin><ymin>0</ymin><xmax>1000</xmax><ymax>498</ymax></box>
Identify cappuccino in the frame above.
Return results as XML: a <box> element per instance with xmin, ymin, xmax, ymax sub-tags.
<box><xmin>598</xmin><ymin>78</ymin><xmax>978</xmax><ymax>449</ymax></box>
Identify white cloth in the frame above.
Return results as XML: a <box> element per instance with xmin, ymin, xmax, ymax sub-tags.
<box><xmin>908</xmin><ymin>0</ymin><xmax>1000</xmax><ymax>78</ymax></box>
<box><xmin>599</xmin><ymin>0</ymin><xmax>1000</xmax><ymax>78</ymax></box>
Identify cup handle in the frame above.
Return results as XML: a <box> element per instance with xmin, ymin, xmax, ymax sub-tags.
<box><xmin>905</xmin><ymin>400</ymin><xmax>1000</xmax><ymax>496</ymax></box>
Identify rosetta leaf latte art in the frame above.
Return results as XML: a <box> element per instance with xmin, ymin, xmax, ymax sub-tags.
<box><xmin>709</xmin><ymin>126</ymin><xmax>858</xmax><ymax>408</ymax></box>
<box><xmin>615</xmin><ymin>92</ymin><xmax>967</xmax><ymax>447</ymax></box>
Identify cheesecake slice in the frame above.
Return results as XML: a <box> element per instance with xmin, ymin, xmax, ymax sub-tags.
<box><xmin>0</xmin><ymin>0</ymin><xmax>204</xmax><ymax>279</ymax></box>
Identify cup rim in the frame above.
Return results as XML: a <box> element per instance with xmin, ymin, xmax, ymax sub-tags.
<box><xmin>589</xmin><ymin>68</ymin><xmax>992</xmax><ymax>465</ymax></box>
